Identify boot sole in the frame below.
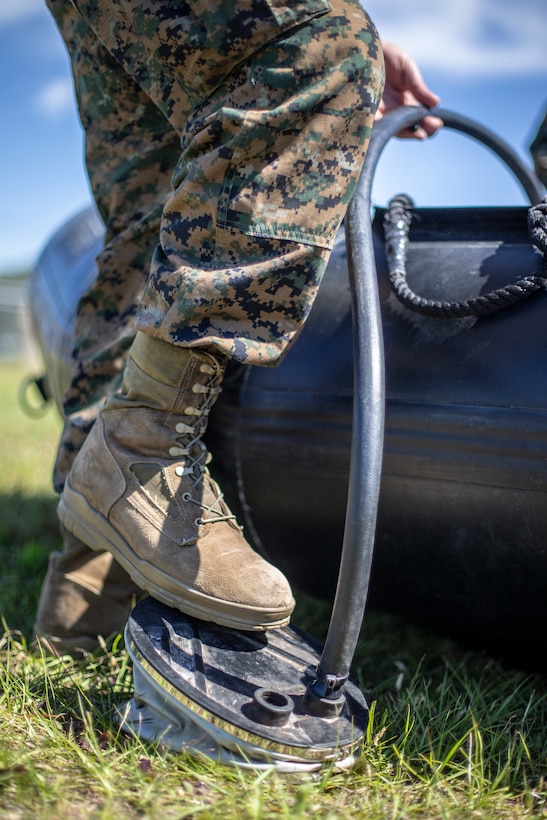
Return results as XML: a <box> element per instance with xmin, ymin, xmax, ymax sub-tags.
<box><xmin>58</xmin><ymin>481</ymin><xmax>293</xmax><ymax>632</ymax></box>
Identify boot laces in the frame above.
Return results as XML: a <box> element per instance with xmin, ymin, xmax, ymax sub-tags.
<box><xmin>171</xmin><ymin>359</ymin><xmax>235</xmax><ymax>527</ymax></box>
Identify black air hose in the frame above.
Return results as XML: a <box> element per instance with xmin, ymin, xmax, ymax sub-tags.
<box><xmin>306</xmin><ymin>105</ymin><xmax>545</xmax><ymax>709</ymax></box>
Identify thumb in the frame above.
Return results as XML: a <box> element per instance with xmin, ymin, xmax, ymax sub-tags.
<box><xmin>402</xmin><ymin>58</ymin><xmax>440</xmax><ymax>109</ymax></box>
<box><xmin>409</xmin><ymin>74</ymin><xmax>440</xmax><ymax>109</ymax></box>
<box><xmin>383</xmin><ymin>42</ymin><xmax>440</xmax><ymax>109</ymax></box>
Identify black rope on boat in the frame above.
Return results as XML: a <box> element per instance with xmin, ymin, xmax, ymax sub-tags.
<box><xmin>384</xmin><ymin>194</ymin><xmax>547</xmax><ymax>318</ymax></box>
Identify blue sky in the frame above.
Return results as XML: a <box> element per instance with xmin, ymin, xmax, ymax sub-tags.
<box><xmin>0</xmin><ymin>0</ymin><xmax>546</xmax><ymax>274</ymax></box>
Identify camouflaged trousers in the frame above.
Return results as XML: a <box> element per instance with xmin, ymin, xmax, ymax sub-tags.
<box><xmin>47</xmin><ymin>0</ymin><xmax>384</xmax><ymax>490</ymax></box>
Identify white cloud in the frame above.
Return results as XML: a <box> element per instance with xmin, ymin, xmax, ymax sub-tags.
<box><xmin>0</xmin><ymin>0</ymin><xmax>45</xmax><ymax>27</ymax></box>
<box><xmin>35</xmin><ymin>77</ymin><xmax>74</xmax><ymax>118</ymax></box>
<box><xmin>366</xmin><ymin>0</ymin><xmax>547</xmax><ymax>76</ymax></box>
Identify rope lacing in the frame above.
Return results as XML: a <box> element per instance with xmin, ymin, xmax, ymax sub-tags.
<box><xmin>384</xmin><ymin>194</ymin><xmax>547</xmax><ymax>318</ymax></box>
<box><xmin>170</xmin><ymin>359</ymin><xmax>236</xmax><ymax>526</ymax></box>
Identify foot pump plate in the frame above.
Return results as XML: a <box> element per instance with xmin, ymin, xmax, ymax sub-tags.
<box><xmin>118</xmin><ymin>597</ymin><xmax>368</xmax><ymax>772</ymax></box>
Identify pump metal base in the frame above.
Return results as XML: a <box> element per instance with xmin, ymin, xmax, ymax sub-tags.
<box><xmin>118</xmin><ymin>597</ymin><xmax>368</xmax><ymax>772</ymax></box>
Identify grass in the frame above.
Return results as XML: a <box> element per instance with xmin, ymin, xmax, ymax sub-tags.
<box><xmin>1</xmin><ymin>358</ymin><xmax>546</xmax><ymax>818</ymax></box>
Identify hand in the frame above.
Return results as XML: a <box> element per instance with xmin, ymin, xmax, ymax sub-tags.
<box><xmin>376</xmin><ymin>42</ymin><xmax>444</xmax><ymax>139</ymax></box>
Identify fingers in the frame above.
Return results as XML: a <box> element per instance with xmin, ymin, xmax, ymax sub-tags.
<box><xmin>403</xmin><ymin>113</ymin><xmax>444</xmax><ymax>140</ymax></box>
<box><xmin>375</xmin><ymin>95</ymin><xmax>444</xmax><ymax>139</ymax></box>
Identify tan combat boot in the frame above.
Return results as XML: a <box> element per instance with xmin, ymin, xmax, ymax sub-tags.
<box><xmin>34</xmin><ymin>525</ymin><xmax>141</xmax><ymax>657</ymax></box>
<box><xmin>58</xmin><ymin>332</ymin><xmax>295</xmax><ymax>631</ymax></box>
